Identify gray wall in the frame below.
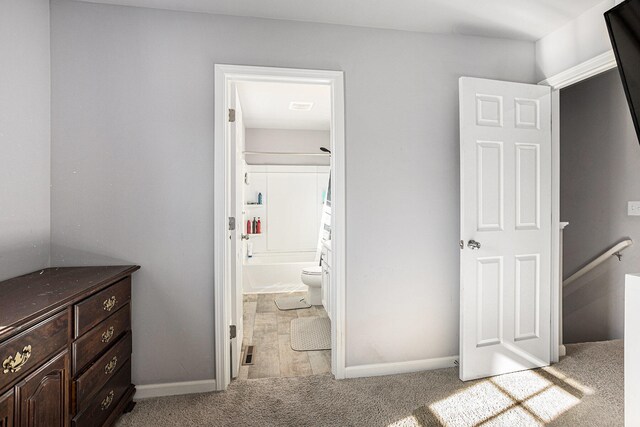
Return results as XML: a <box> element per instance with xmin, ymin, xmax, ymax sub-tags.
<box><xmin>535</xmin><ymin>0</ymin><xmax>614</xmax><ymax>82</ymax></box>
<box><xmin>0</xmin><ymin>0</ymin><xmax>51</xmax><ymax>281</ymax></box>
<box><xmin>561</xmin><ymin>69</ymin><xmax>639</xmax><ymax>344</ymax></box>
<box><xmin>50</xmin><ymin>0</ymin><xmax>536</xmax><ymax>385</ymax></box>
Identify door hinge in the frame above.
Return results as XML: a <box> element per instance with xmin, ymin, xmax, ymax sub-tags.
<box><xmin>230</xmin><ymin>324</ymin><xmax>237</xmax><ymax>339</ymax></box>
<box><xmin>228</xmin><ymin>217</ymin><xmax>236</xmax><ymax>231</ymax></box>
<box><xmin>228</xmin><ymin>108</ymin><xmax>236</xmax><ymax>123</ymax></box>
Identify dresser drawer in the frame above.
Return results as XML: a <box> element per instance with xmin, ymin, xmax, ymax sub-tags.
<box><xmin>74</xmin><ymin>332</ymin><xmax>132</xmax><ymax>411</ymax></box>
<box><xmin>72</xmin><ymin>360</ymin><xmax>131</xmax><ymax>427</ymax></box>
<box><xmin>0</xmin><ymin>311</ymin><xmax>69</xmax><ymax>392</ymax></box>
<box><xmin>72</xmin><ymin>304</ymin><xmax>130</xmax><ymax>376</ymax></box>
<box><xmin>74</xmin><ymin>277</ymin><xmax>131</xmax><ymax>338</ymax></box>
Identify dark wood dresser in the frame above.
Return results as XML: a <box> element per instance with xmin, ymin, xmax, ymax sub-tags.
<box><xmin>0</xmin><ymin>265</ymin><xmax>140</xmax><ymax>427</ymax></box>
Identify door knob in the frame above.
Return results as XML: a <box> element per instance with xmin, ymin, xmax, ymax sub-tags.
<box><xmin>467</xmin><ymin>240</ymin><xmax>481</xmax><ymax>250</ymax></box>
<box><xmin>241</xmin><ymin>234</ymin><xmax>250</xmax><ymax>241</ymax></box>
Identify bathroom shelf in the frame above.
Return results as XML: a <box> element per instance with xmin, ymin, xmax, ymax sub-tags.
<box><xmin>244</xmin><ymin>204</ymin><xmax>265</xmax><ymax>208</ymax></box>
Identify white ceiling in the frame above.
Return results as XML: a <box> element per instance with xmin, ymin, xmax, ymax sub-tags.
<box><xmin>76</xmin><ymin>0</ymin><xmax>604</xmax><ymax>41</ymax></box>
<box><xmin>236</xmin><ymin>81</ymin><xmax>331</xmax><ymax>130</ymax></box>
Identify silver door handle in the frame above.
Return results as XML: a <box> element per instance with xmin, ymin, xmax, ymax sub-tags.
<box><xmin>467</xmin><ymin>240</ymin><xmax>481</xmax><ymax>250</ymax></box>
<box><xmin>241</xmin><ymin>234</ymin><xmax>250</xmax><ymax>241</ymax></box>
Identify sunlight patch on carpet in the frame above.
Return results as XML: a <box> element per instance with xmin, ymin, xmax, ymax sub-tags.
<box><xmin>483</xmin><ymin>406</ymin><xmax>540</xmax><ymax>426</ymax></box>
<box><xmin>542</xmin><ymin>366</ymin><xmax>595</xmax><ymax>395</ymax></box>
<box><xmin>490</xmin><ymin>370</ymin><xmax>550</xmax><ymax>400</ymax></box>
<box><xmin>386</xmin><ymin>415</ymin><xmax>421</xmax><ymax>427</ymax></box>
<box><xmin>427</xmin><ymin>369</ymin><xmax>585</xmax><ymax>426</ymax></box>
<box><xmin>429</xmin><ymin>382</ymin><xmax>514</xmax><ymax>426</ymax></box>
<box><xmin>522</xmin><ymin>386</ymin><xmax>580</xmax><ymax>423</ymax></box>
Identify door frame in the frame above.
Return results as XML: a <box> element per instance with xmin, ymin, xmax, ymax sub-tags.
<box><xmin>213</xmin><ymin>64</ymin><xmax>346</xmax><ymax>390</ymax></box>
<box><xmin>539</xmin><ymin>50</ymin><xmax>618</xmax><ymax>363</ymax></box>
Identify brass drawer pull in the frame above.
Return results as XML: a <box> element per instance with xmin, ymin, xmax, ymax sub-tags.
<box><xmin>104</xmin><ymin>356</ymin><xmax>118</xmax><ymax>375</ymax></box>
<box><xmin>101</xmin><ymin>326</ymin><xmax>115</xmax><ymax>343</ymax></box>
<box><xmin>2</xmin><ymin>345</ymin><xmax>32</xmax><ymax>374</ymax></box>
<box><xmin>101</xmin><ymin>390</ymin><xmax>114</xmax><ymax>410</ymax></box>
<box><xmin>103</xmin><ymin>296</ymin><xmax>117</xmax><ymax>312</ymax></box>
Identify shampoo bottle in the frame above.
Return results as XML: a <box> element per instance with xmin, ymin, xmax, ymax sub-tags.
<box><xmin>246</xmin><ymin>219</ymin><xmax>252</xmax><ymax>234</ymax></box>
<box><xmin>258</xmin><ymin>192</ymin><xmax>263</xmax><ymax>205</ymax></box>
<box><xmin>256</xmin><ymin>218</ymin><xmax>261</xmax><ymax>234</ymax></box>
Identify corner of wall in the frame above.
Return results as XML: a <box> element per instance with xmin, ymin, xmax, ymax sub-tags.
<box><xmin>535</xmin><ymin>0</ymin><xmax>615</xmax><ymax>82</ymax></box>
<box><xmin>0</xmin><ymin>0</ymin><xmax>53</xmax><ymax>280</ymax></box>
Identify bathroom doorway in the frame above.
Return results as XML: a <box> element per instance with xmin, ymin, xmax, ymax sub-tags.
<box><xmin>214</xmin><ymin>65</ymin><xmax>345</xmax><ymax>390</ymax></box>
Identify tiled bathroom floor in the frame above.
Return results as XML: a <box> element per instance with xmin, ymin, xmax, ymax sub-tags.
<box><xmin>238</xmin><ymin>292</ymin><xmax>332</xmax><ymax>380</ymax></box>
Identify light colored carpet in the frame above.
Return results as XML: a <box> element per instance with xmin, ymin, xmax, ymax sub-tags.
<box><xmin>118</xmin><ymin>340</ymin><xmax>623</xmax><ymax>427</ymax></box>
<box><xmin>290</xmin><ymin>317</ymin><xmax>331</xmax><ymax>351</ymax></box>
<box><xmin>274</xmin><ymin>295</ymin><xmax>311</xmax><ymax>311</ymax></box>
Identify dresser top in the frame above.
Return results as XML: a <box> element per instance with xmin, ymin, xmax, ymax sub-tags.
<box><xmin>0</xmin><ymin>266</ymin><xmax>139</xmax><ymax>340</ymax></box>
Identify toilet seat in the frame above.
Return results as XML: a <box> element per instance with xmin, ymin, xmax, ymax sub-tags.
<box><xmin>302</xmin><ymin>266</ymin><xmax>322</xmax><ymax>276</ymax></box>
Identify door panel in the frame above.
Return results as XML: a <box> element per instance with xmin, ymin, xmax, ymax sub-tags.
<box><xmin>460</xmin><ymin>77</ymin><xmax>551</xmax><ymax>381</ymax></box>
<box><xmin>14</xmin><ymin>350</ymin><xmax>68</xmax><ymax>427</ymax></box>
<box><xmin>515</xmin><ymin>254</ymin><xmax>539</xmax><ymax>341</ymax></box>
<box><xmin>0</xmin><ymin>390</ymin><xmax>14</xmax><ymax>427</ymax></box>
<box><xmin>515</xmin><ymin>144</ymin><xmax>540</xmax><ymax>229</ymax></box>
<box><xmin>476</xmin><ymin>257</ymin><xmax>503</xmax><ymax>347</ymax></box>
<box><xmin>477</xmin><ymin>141</ymin><xmax>503</xmax><ymax>231</ymax></box>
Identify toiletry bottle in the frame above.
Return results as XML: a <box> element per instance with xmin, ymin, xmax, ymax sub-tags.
<box><xmin>257</xmin><ymin>217</ymin><xmax>261</xmax><ymax>234</ymax></box>
<box><xmin>247</xmin><ymin>242</ymin><xmax>253</xmax><ymax>258</ymax></box>
<box><xmin>258</xmin><ymin>192</ymin><xmax>263</xmax><ymax>205</ymax></box>
<box><xmin>252</xmin><ymin>217</ymin><xmax>257</xmax><ymax>234</ymax></box>
<box><xmin>247</xmin><ymin>219</ymin><xmax>252</xmax><ymax>234</ymax></box>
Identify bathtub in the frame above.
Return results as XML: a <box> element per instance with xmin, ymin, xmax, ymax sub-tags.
<box><xmin>243</xmin><ymin>252</ymin><xmax>318</xmax><ymax>293</ymax></box>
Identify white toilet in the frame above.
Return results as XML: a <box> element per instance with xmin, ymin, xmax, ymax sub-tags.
<box><xmin>301</xmin><ymin>266</ymin><xmax>322</xmax><ymax>305</ymax></box>
<box><xmin>302</xmin><ymin>182</ymin><xmax>331</xmax><ymax>306</ymax></box>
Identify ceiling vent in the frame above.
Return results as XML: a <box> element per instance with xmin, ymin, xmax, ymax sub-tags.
<box><xmin>289</xmin><ymin>101</ymin><xmax>314</xmax><ymax>111</ymax></box>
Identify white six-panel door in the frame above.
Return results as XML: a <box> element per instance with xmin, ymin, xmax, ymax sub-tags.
<box><xmin>459</xmin><ymin>77</ymin><xmax>552</xmax><ymax>381</ymax></box>
<box><xmin>229</xmin><ymin>85</ymin><xmax>244</xmax><ymax>379</ymax></box>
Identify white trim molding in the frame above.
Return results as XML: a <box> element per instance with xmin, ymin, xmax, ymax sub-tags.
<box><xmin>539</xmin><ymin>50</ymin><xmax>617</xmax><ymax>90</ymax></box>
<box><xmin>550</xmin><ymin>90</ymin><xmax>561</xmax><ymax>364</ymax></box>
<box><xmin>214</xmin><ymin>64</ymin><xmax>347</xmax><ymax>391</ymax></box>
<box><xmin>344</xmin><ymin>356</ymin><xmax>458</xmax><ymax>379</ymax></box>
<box><xmin>541</xmin><ymin>49</ymin><xmax>618</xmax><ymax>364</ymax></box>
<box><xmin>134</xmin><ymin>379</ymin><xmax>217</xmax><ymax>400</ymax></box>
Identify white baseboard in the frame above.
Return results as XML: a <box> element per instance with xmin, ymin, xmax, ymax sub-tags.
<box><xmin>344</xmin><ymin>356</ymin><xmax>458</xmax><ymax>379</ymax></box>
<box><xmin>559</xmin><ymin>345</ymin><xmax>567</xmax><ymax>357</ymax></box>
<box><xmin>134</xmin><ymin>379</ymin><xmax>217</xmax><ymax>400</ymax></box>
<box><xmin>244</xmin><ymin>284</ymin><xmax>307</xmax><ymax>294</ymax></box>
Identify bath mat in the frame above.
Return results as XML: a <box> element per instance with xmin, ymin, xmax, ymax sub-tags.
<box><xmin>290</xmin><ymin>317</ymin><xmax>331</xmax><ymax>351</ymax></box>
<box><xmin>274</xmin><ymin>295</ymin><xmax>311</xmax><ymax>311</ymax></box>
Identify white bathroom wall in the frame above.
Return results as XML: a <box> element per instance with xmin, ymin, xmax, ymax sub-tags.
<box><xmin>0</xmin><ymin>0</ymin><xmax>51</xmax><ymax>281</ymax></box>
<box><xmin>244</xmin><ymin>165</ymin><xmax>329</xmax><ymax>255</ymax></box>
<box><xmin>245</xmin><ymin>129</ymin><xmax>330</xmax><ymax>166</ymax></box>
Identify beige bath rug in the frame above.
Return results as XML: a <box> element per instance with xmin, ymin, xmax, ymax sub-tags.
<box><xmin>274</xmin><ymin>295</ymin><xmax>311</xmax><ymax>311</ymax></box>
<box><xmin>290</xmin><ymin>317</ymin><xmax>331</xmax><ymax>351</ymax></box>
